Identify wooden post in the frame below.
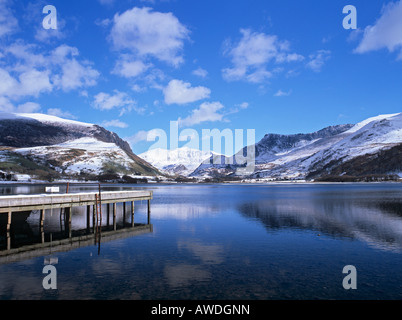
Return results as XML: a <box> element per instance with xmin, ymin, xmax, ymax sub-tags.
<box><xmin>65</xmin><ymin>207</ymin><xmax>72</xmax><ymax>238</ymax></box>
<box><xmin>131</xmin><ymin>201</ymin><xmax>135</xmax><ymax>227</ymax></box>
<box><xmin>95</xmin><ymin>194</ymin><xmax>99</xmax><ymax>225</ymax></box>
<box><xmin>97</xmin><ymin>185</ymin><xmax>102</xmax><ymax>223</ymax></box>
<box><xmin>147</xmin><ymin>199</ymin><xmax>151</xmax><ymax>225</ymax></box>
<box><xmin>107</xmin><ymin>203</ymin><xmax>110</xmax><ymax>227</ymax></box>
<box><xmin>67</xmin><ymin>207</ymin><xmax>72</xmax><ymax>224</ymax></box>
<box><xmin>123</xmin><ymin>202</ymin><xmax>126</xmax><ymax>226</ymax></box>
<box><xmin>39</xmin><ymin>209</ymin><xmax>45</xmax><ymax>227</ymax></box>
<box><xmin>113</xmin><ymin>203</ymin><xmax>117</xmax><ymax>231</ymax></box>
<box><xmin>7</xmin><ymin>211</ymin><xmax>12</xmax><ymax>232</ymax></box>
<box><xmin>92</xmin><ymin>205</ymin><xmax>96</xmax><ymax>231</ymax></box>
<box><xmin>40</xmin><ymin>209</ymin><xmax>45</xmax><ymax>244</ymax></box>
<box><xmin>68</xmin><ymin>207</ymin><xmax>72</xmax><ymax>238</ymax></box>
<box><xmin>6</xmin><ymin>211</ymin><xmax>11</xmax><ymax>250</ymax></box>
<box><xmin>40</xmin><ymin>227</ymin><xmax>45</xmax><ymax>244</ymax></box>
<box><xmin>86</xmin><ymin>205</ymin><xmax>91</xmax><ymax>232</ymax></box>
<box><xmin>6</xmin><ymin>231</ymin><xmax>11</xmax><ymax>250</ymax></box>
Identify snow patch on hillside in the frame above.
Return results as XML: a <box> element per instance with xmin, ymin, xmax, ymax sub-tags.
<box><xmin>15</xmin><ymin>137</ymin><xmax>135</xmax><ymax>176</ymax></box>
<box><xmin>0</xmin><ymin>112</ymin><xmax>93</xmax><ymax>127</ymax></box>
<box><xmin>139</xmin><ymin>147</ymin><xmax>215</xmax><ymax>176</ymax></box>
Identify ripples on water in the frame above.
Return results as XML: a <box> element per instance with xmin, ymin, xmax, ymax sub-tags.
<box><xmin>1</xmin><ymin>182</ymin><xmax>402</xmax><ymax>300</ymax></box>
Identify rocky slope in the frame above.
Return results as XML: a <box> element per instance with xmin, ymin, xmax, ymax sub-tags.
<box><xmin>0</xmin><ymin>113</ymin><xmax>160</xmax><ymax>182</ymax></box>
<box><xmin>139</xmin><ymin>147</ymin><xmax>217</xmax><ymax>177</ymax></box>
<box><xmin>191</xmin><ymin>113</ymin><xmax>402</xmax><ymax>181</ymax></box>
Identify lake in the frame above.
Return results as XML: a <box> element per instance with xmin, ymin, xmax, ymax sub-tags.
<box><xmin>1</xmin><ymin>182</ymin><xmax>402</xmax><ymax>300</ymax></box>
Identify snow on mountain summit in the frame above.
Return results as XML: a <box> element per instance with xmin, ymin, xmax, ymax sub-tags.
<box><xmin>263</xmin><ymin>112</ymin><xmax>402</xmax><ymax>180</ymax></box>
<box><xmin>345</xmin><ymin>113</ymin><xmax>402</xmax><ymax>134</ymax></box>
<box><xmin>0</xmin><ymin>112</ymin><xmax>159</xmax><ymax>181</ymax></box>
<box><xmin>139</xmin><ymin>147</ymin><xmax>215</xmax><ymax>176</ymax></box>
<box><xmin>0</xmin><ymin>112</ymin><xmax>93</xmax><ymax>127</ymax></box>
<box><xmin>188</xmin><ymin>113</ymin><xmax>402</xmax><ymax>181</ymax></box>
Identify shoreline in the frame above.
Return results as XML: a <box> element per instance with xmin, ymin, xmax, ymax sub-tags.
<box><xmin>0</xmin><ymin>179</ymin><xmax>401</xmax><ymax>187</ymax></box>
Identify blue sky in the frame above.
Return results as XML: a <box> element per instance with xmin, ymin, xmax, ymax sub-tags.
<box><xmin>1</xmin><ymin>0</ymin><xmax>402</xmax><ymax>155</ymax></box>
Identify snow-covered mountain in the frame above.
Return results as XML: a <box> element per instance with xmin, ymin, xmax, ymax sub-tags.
<box><xmin>191</xmin><ymin>113</ymin><xmax>402</xmax><ymax>181</ymax></box>
<box><xmin>139</xmin><ymin>147</ymin><xmax>214</xmax><ymax>176</ymax></box>
<box><xmin>2</xmin><ymin>112</ymin><xmax>401</xmax><ymax>183</ymax></box>
<box><xmin>191</xmin><ymin>123</ymin><xmax>354</xmax><ymax>179</ymax></box>
<box><xmin>306</xmin><ymin>113</ymin><xmax>402</xmax><ymax>180</ymax></box>
<box><xmin>0</xmin><ymin>112</ymin><xmax>160</xmax><ymax>182</ymax></box>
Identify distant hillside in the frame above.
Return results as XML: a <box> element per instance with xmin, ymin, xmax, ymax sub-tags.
<box><xmin>190</xmin><ymin>113</ymin><xmax>402</xmax><ymax>182</ymax></box>
<box><xmin>139</xmin><ymin>147</ymin><xmax>215</xmax><ymax>177</ymax></box>
<box><xmin>190</xmin><ymin>124</ymin><xmax>354</xmax><ymax>179</ymax></box>
<box><xmin>0</xmin><ymin>113</ymin><xmax>160</xmax><ymax>182</ymax></box>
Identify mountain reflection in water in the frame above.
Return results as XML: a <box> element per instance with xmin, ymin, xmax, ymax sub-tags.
<box><xmin>238</xmin><ymin>189</ymin><xmax>402</xmax><ymax>252</ymax></box>
<box><xmin>2</xmin><ymin>183</ymin><xmax>402</xmax><ymax>300</ymax></box>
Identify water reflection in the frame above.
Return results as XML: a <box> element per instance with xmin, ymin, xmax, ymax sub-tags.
<box><xmin>0</xmin><ymin>202</ymin><xmax>153</xmax><ymax>264</ymax></box>
<box><xmin>239</xmin><ymin>196</ymin><xmax>402</xmax><ymax>252</ymax></box>
<box><xmin>0</xmin><ymin>186</ymin><xmax>34</xmax><ymax>195</ymax></box>
<box><xmin>164</xmin><ymin>264</ymin><xmax>211</xmax><ymax>288</ymax></box>
<box><xmin>177</xmin><ymin>240</ymin><xmax>225</xmax><ymax>265</ymax></box>
<box><xmin>150</xmin><ymin>203</ymin><xmax>220</xmax><ymax>220</ymax></box>
<box><xmin>2</xmin><ymin>183</ymin><xmax>402</xmax><ymax>300</ymax></box>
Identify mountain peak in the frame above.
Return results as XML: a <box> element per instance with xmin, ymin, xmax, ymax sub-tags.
<box><xmin>139</xmin><ymin>147</ymin><xmax>215</xmax><ymax>176</ymax></box>
<box><xmin>345</xmin><ymin>113</ymin><xmax>402</xmax><ymax>134</ymax></box>
<box><xmin>0</xmin><ymin>112</ymin><xmax>93</xmax><ymax>127</ymax></box>
<box><xmin>0</xmin><ymin>113</ymin><xmax>159</xmax><ymax>182</ymax></box>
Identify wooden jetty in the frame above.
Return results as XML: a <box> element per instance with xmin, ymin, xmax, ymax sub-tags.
<box><xmin>0</xmin><ymin>224</ymin><xmax>153</xmax><ymax>264</ymax></box>
<box><xmin>0</xmin><ymin>190</ymin><xmax>153</xmax><ymax>227</ymax></box>
<box><xmin>0</xmin><ymin>190</ymin><xmax>153</xmax><ymax>256</ymax></box>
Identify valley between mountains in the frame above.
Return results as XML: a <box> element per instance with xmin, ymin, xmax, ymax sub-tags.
<box><xmin>1</xmin><ymin>112</ymin><xmax>402</xmax><ymax>183</ymax></box>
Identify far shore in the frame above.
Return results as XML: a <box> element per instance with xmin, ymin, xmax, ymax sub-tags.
<box><xmin>0</xmin><ymin>179</ymin><xmax>401</xmax><ymax>187</ymax></box>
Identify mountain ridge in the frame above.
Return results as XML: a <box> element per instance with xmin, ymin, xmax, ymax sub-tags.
<box><xmin>1</xmin><ymin>112</ymin><xmax>401</xmax><ymax>183</ymax></box>
<box><xmin>190</xmin><ymin>113</ymin><xmax>402</xmax><ymax>181</ymax></box>
<box><xmin>0</xmin><ymin>112</ymin><xmax>160</xmax><ymax>182</ymax></box>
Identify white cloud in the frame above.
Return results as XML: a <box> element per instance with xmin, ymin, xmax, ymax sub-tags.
<box><xmin>4</xmin><ymin>42</ymin><xmax>48</xmax><ymax>72</ymax></box>
<box><xmin>355</xmin><ymin>1</ymin><xmax>402</xmax><ymax>58</ymax></box>
<box><xmin>92</xmin><ymin>90</ymin><xmax>146</xmax><ymax>116</ymax></box>
<box><xmin>95</xmin><ymin>18</ymin><xmax>112</xmax><ymax>28</ymax></box>
<box><xmin>0</xmin><ymin>67</ymin><xmax>52</xmax><ymax>99</ymax></box>
<box><xmin>34</xmin><ymin>18</ymin><xmax>66</xmax><ymax>43</ymax></box>
<box><xmin>0</xmin><ymin>99</ymin><xmax>42</xmax><ymax>113</ymax></box>
<box><xmin>306</xmin><ymin>50</ymin><xmax>331</xmax><ymax>72</ymax></box>
<box><xmin>274</xmin><ymin>89</ymin><xmax>292</xmax><ymax>97</ymax></box>
<box><xmin>131</xmin><ymin>84</ymin><xmax>146</xmax><ymax>92</ymax></box>
<box><xmin>226</xmin><ymin>101</ymin><xmax>249</xmax><ymax>116</ymax></box>
<box><xmin>93</xmin><ymin>90</ymin><xmax>135</xmax><ymax>111</ymax></box>
<box><xmin>237</xmin><ymin>102</ymin><xmax>249</xmax><ymax>109</ymax></box>
<box><xmin>51</xmin><ymin>45</ymin><xmax>100</xmax><ymax>91</ymax></box>
<box><xmin>0</xmin><ymin>43</ymin><xmax>100</xmax><ymax>101</ymax></box>
<box><xmin>178</xmin><ymin>101</ymin><xmax>225</xmax><ymax>127</ymax></box>
<box><xmin>0</xmin><ymin>68</ymin><xmax>18</xmax><ymax>96</ymax></box>
<box><xmin>110</xmin><ymin>7</ymin><xmax>190</xmax><ymax>67</ymax></box>
<box><xmin>347</xmin><ymin>28</ymin><xmax>364</xmax><ymax>43</ymax></box>
<box><xmin>192</xmin><ymin>67</ymin><xmax>208</xmax><ymax>78</ymax></box>
<box><xmin>101</xmin><ymin>119</ymin><xmax>129</xmax><ymax>128</ymax></box>
<box><xmin>19</xmin><ymin>69</ymin><xmax>53</xmax><ymax>97</ymax></box>
<box><xmin>125</xmin><ymin>130</ymin><xmax>151</xmax><ymax>145</ymax></box>
<box><xmin>0</xmin><ymin>96</ymin><xmax>14</xmax><ymax>112</ymax></box>
<box><xmin>222</xmin><ymin>29</ymin><xmax>304</xmax><ymax>83</ymax></box>
<box><xmin>47</xmin><ymin>108</ymin><xmax>77</xmax><ymax>119</ymax></box>
<box><xmin>163</xmin><ymin>79</ymin><xmax>211</xmax><ymax>105</ymax></box>
<box><xmin>112</xmin><ymin>56</ymin><xmax>151</xmax><ymax>78</ymax></box>
<box><xmin>0</xmin><ymin>0</ymin><xmax>18</xmax><ymax>38</ymax></box>
<box><xmin>246</xmin><ymin>68</ymin><xmax>272</xmax><ymax>83</ymax></box>
<box><xmin>16</xmin><ymin>102</ymin><xmax>41</xmax><ymax>113</ymax></box>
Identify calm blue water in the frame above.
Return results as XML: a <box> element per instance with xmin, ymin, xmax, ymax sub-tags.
<box><xmin>1</xmin><ymin>182</ymin><xmax>402</xmax><ymax>300</ymax></box>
